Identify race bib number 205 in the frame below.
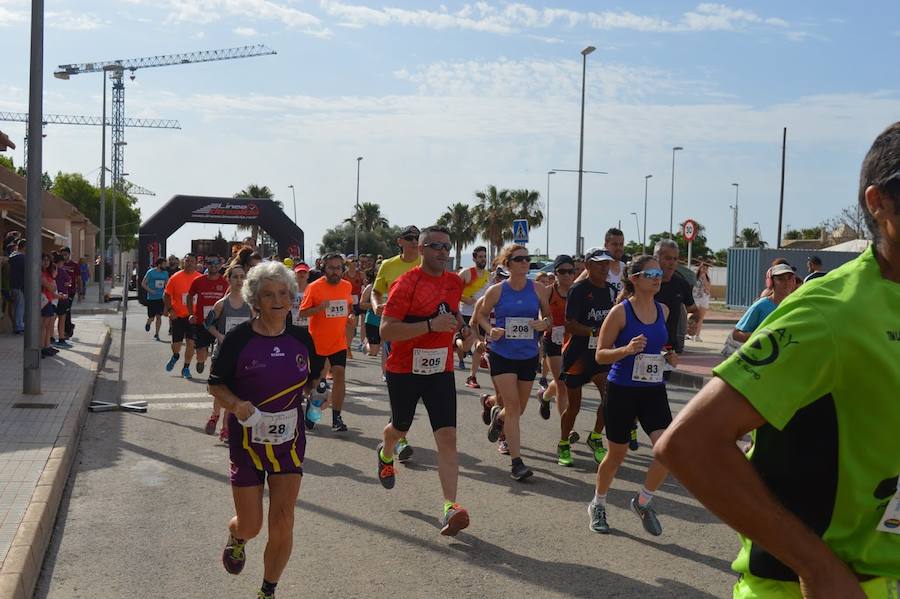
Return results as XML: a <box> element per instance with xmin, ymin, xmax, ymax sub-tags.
<box><xmin>412</xmin><ymin>348</ymin><xmax>447</xmax><ymax>375</ymax></box>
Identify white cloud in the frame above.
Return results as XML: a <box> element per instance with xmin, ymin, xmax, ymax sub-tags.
<box><xmin>233</xmin><ymin>26</ymin><xmax>257</xmax><ymax>36</ymax></box>
<box><xmin>47</xmin><ymin>11</ymin><xmax>108</xmax><ymax>30</ymax></box>
<box><xmin>317</xmin><ymin>1</ymin><xmax>795</xmax><ymax>36</ymax></box>
<box><xmin>0</xmin><ymin>1</ymin><xmax>27</xmax><ymax>27</ymax></box>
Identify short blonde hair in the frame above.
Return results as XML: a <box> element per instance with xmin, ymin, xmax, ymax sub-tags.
<box><xmin>497</xmin><ymin>244</ymin><xmax>528</xmax><ymax>266</ymax></box>
<box><xmin>242</xmin><ymin>261</ymin><xmax>298</xmax><ymax>309</ymax></box>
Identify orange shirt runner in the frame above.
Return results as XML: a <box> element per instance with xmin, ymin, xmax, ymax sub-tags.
<box><xmin>165</xmin><ymin>270</ymin><xmax>202</xmax><ymax>318</ymax></box>
<box><xmin>300</xmin><ymin>277</ymin><xmax>354</xmax><ymax>356</ymax></box>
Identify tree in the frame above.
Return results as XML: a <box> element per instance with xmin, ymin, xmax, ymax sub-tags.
<box><xmin>234</xmin><ymin>184</ymin><xmax>280</xmax><ymax>244</ymax></box>
<box><xmin>829</xmin><ymin>203</ymin><xmax>868</xmax><ymax>239</ymax></box>
<box><xmin>344</xmin><ymin>202</ymin><xmax>389</xmax><ymax>232</ymax></box>
<box><xmin>646</xmin><ymin>221</ymin><xmax>714</xmax><ymax>262</ymax></box>
<box><xmin>623</xmin><ymin>241</ymin><xmax>644</xmax><ymax>257</ymax></box>
<box><xmin>0</xmin><ymin>156</ymin><xmax>53</xmax><ymax>189</ymax></box>
<box><xmin>51</xmin><ymin>172</ymin><xmax>141</xmax><ymax>251</ymax></box>
<box><xmin>505</xmin><ymin>188</ymin><xmax>544</xmax><ymax>242</ymax></box>
<box><xmin>318</xmin><ymin>222</ymin><xmax>402</xmax><ymax>259</ymax></box>
<box><xmin>739</xmin><ymin>227</ymin><xmax>766</xmax><ymax>248</ymax></box>
<box><xmin>436</xmin><ymin>202</ymin><xmax>478</xmax><ymax>268</ymax></box>
<box><xmin>0</xmin><ymin>155</ymin><xmax>13</xmax><ymax>172</ymax></box>
<box><xmin>472</xmin><ymin>185</ymin><xmax>511</xmax><ymax>260</ymax></box>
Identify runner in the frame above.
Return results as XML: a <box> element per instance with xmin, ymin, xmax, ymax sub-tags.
<box><xmin>289</xmin><ymin>262</ymin><xmax>310</xmax><ymax>329</ymax></box>
<box><xmin>358</xmin><ymin>280</ymin><xmax>383</xmax><ymax>362</ymax></box>
<box><xmin>588</xmin><ymin>255</ymin><xmax>675</xmax><ymax>536</ymax></box>
<box><xmin>478</xmin><ymin>244</ymin><xmax>552</xmax><ymax>481</ymax></box>
<box><xmin>602</xmin><ymin>228</ymin><xmax>627</xmax><ymax>296</ymax></box>
<box><xmin>537</xmin><ymin>255</ymin><xmax>575</xmax><ymax>421</ymax></box>
<box><xmin>457</xmin><ymin>246</ymin><xmax>490</xmax><ymax>388</ymax></box>
<box><xmin>656</xmin><ymin>123</ymin><xmax>900</xmax><ymax>598</ymax></box>
<box><xmin>376</xmin><ymin>225</ymin><xmax>471</xmax><ymax>535</ymax></box>
<box><xmin>299</xmin><ymin>253</ymin><xmax>354</xmax><ymax>432</ymax></box>
<box><xmin>187</xmin><ymin>254</ymin><xmax>229</xmax><ymax>374</ymax></box>
<box><xmin>557</xmin><ymin>248</ymin><xmax>617</xmax><ymax>467</ymax></box>
<box><xmin>343</xmin><ymin>254</ymin><xmax>364</xmax><ymax>357</ymax></box>
<box><xmin>163</xmin><ymin>253</ymin><xmax>202</xmax><ymax>379</ymax></box>
<box><xmin>371</xmin><ymin>225</ymin><xmax>422</xmax><ymax>460</ymax></box>
<box><xmin>208</xmin><ymin>261</ymin><xmax>323</xmax><ymax>599</ymax></box>
<box><xmin>205</xmin><ymin>263</ymin><xmax>253</xmax><ymax>441</ymax></box>
<box><xmin>141</xmin><ymin>258</ymin><xmax>169</xmax><ymax>340</ymax></box>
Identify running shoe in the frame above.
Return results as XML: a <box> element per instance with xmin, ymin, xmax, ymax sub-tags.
<box><xmin>53</xmin><ymin>339</ymin><xmax>72</xmax><ymax>348</ymax></box>
<box><xmin>497</xmin><ymin>439</ymin><xmax>509</xmax><ymax>455</ymax></box>
<box><xmin>588</xmin><ymin>503</ymin><xmax>610</xmax><ymax>534</ymax></box>
<box><xmin>257</xmin><ymin>591</ymin><xmax>274</xmax><ymax>599</ymax></box>
<box><xmin>538</xmin><ymin>376</ymin><xmax>549</xmax><ymax>391</ymax></box>
<box><xmin>479</xmin><ymin>354</ymin><xmax>489</xmax><ymax>369</ymax></box>
<box><xmin>587</xmin><ymin>433</ymin><xmax>607</xmax><ymax>464</ymax></box>
<box><xmin>480</xmin><ymin>394</ymin><xmax>492</xmax><ymax>425</ymax></box>
<box><xmin>47</xmin><ymin>346</ymin><xmax>59</xmax><ymax>354</ymax></box>
<box><xmin>510</xmin><ymin>460</ymin><xmax>533</xmax><ymax>481</ymax></box>
<box><xmin>557</xmin><ymin>442</ymin><xmax>573</xmax><ymax>467</ymax></box>
<box><xmin>568</xmin><ymin>430</ymin><xmax>580</xmax><ymax>444</ymax></box>
<box><xmin>153</xmin><ymin>334</ymin><xmax>160</xmax><ymax>341</ymax></box>
<box><xmin>396</xmin><ymin>438</ymin><xmax>413</xmax><ymax>462</ymax></box>
<box><xmin>487</xmin><ymin>405</ymin><xmax>503</xmax><ymax>443</ymax></box>
<box><xmin>465</xmin><ymin>376</ymin><xmax>480</xmax><ymax>389</ymax></box>
<box><xmin>222</xmin><ymin>534</ymin><xmax>247</xmax><ymax>574</ymax></box>
<box><xmin>181</xmin><ymin>366</ymin><xmax>192</xmax><ymax>380</ymax></box>
<box><xmin>145</xmin><ymin>322</ymin><xmax>151</xmax><ymax>332</ymax></box>
<box><xmin>630</xmin><ymin>496</ymin><xmax>662</xmax><ymax>536</ymax></box>
<box><xmin>376</xmin><ymin>442</ymin><xmax>395</xmax><ymax>489</ymax></box>
<box><xmin>539</xmin><ymin>397</ymin><xmax>551</xmax><ymax>420</ymax></box>
<box><xmin>165</xmin><ymin>355</ymin><xmax>178</xmax><ymax>372</ymax></box>
<box><xmin>204</xmin><ymin>414</ymin><xmax>218</xmax><ymax>435</ymax></box>
<box><xmin>628</xmin><ymin>427</ymin><xmax>639</xmax><ymax>451</ymax></box>
<box><xmin>332</xmin><ymin>416</ymin><xmax>348</xmax><ymax>432</ymax></box>
<box><xmin>458</xmin><ymin>356</ymin><xmax>466</xmax><ymax>370</ymax></box>
<box><xmin>439</xmin><ymin>504</ymin><xmax>470</xmax><ymax>537</ymax></box>
<box><xmin>219</xmin><ymin>427</ymin><xmax>229</xmax><ymax>443</ymax></box>
<box><xmin>41</xmin><ymin>348</ymin><xmax>54</xmax><ymax>358</ymax></box>
<box><xmin>196</xmin><ymin>361</ymin><xmax>205</xmax><ymax>374</ymax></box>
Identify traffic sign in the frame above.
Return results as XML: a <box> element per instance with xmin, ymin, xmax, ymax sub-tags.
<box><xmin>512</xmin><ymin>219</ymin><xmax>529</xmax><ymax>243</ymax></box>
<box><xmin>683</xmin><ymin>219</ymin><xmax>698</xmax><ymax>242</ymax></box>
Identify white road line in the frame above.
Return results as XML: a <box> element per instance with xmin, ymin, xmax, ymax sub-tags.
<box><xmin>147</xmin><ymin>402</ymin><xmax>213</xmax><ymax>410</ymax></box>
<box><xmin>121</xmin><ymin>393</ymin><xmax>211</xmax><ymax>400</ymax></box>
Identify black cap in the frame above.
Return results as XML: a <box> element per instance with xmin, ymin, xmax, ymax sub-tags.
<box><xmin>552</xmin><ymin>254</ymin><xmax>574</xmax><ymax>270</ymax></box>
<box><xmin>399</xmin><ymin>225</ymin><xmax>420</xmax><ymax>237</ymax></box>
<box><xmin>807</xmin><ymin>255</ymin><xmax>822</xmax><ymax>265</ymax></box>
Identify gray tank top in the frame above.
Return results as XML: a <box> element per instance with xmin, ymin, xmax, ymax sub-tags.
<box><xmin>216</xmin><ymin>297</ymin><xmax>252</xmax><ymax>335</ymax></box>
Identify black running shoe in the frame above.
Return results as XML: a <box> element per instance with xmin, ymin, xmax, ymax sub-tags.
<box><xmin>487</xmin><ymin>405</ymin><xmax>503</xmax><ymax>443</ymax></box>
<box><xmin>539</xmin><ymin>398</ymin><xmax>551</xmax><ymax>420</ymax></box>
<box><xmin>196</xmin><ymin>361</ymin><xmax>205</xmax><ymax>374</ymax></box>
<box><xmin>222</xmin><ymin>534</ymin><xmax>246</xmax><ymax>575</ymax></box>
<box><xmin>332</xmin><ymin>417</ymin><xmax>348</xmax><ymax>432</ymax></box>
<box><xmin>511</xmin><ymin>460</ymin><xmax>533</xmax><ymax>481</ymax></box>
<box><xmin>480</xmin><ymin>394</ymin><xmax>492</xmax><ymax>425</ymax></box>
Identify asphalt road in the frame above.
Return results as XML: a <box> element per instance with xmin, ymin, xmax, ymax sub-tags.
<box><xmin>35</xmin><ymin>309</ymin><xmax>739</xmax><ymax>599</ymax></box>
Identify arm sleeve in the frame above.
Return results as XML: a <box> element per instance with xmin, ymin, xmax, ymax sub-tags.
<box><xmin>713</xmin><ymin>301</ymin><xmax>837</xmax><ymax>430</ymax></box>
<box><xmin>382</xmin><ymin>272</ymin><xmax>413</xmax><ymax>320</ymax></box>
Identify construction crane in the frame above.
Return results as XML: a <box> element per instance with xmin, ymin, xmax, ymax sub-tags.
<box><xmin>0</xmin><ymin>112</ymin><xmax>181</xmax><ymax>170</ymax></box>
<box><xmin>53</xmin><ymin>44</ymin><xmax>276</xmax><ymax>194</ymax></box>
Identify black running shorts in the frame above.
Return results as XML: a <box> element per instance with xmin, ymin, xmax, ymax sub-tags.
<box><xmin>324</xmin><ymin>349</ymin><xmax>347</xmax><ymax>369</ymax></box>
<box><xmin>604</xmin><ymin>381</ymin><xmax>672</xmax><ymax>445</ymax></box>
<box><xmin>488</xmin><ymin>351</ymin><xmax>539</xmax><ymax>382</ymax></box>
<box><xmin>365</xmin><ymin>323</ymin><xmax>381</xmax><ymax>345</ymax></box>
<box><xmin>385</xmin><ymin>371</ymin><xmax>456</xmax><ymax>432</ymax></box>
<box><xmin>171</xmin><ymin>317</ymin><xmax>191</xmax><ymax>343</ymax></box>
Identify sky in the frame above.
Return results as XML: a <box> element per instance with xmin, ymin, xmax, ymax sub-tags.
<box><xmin>2</xmin><ymin>1</ymin><xmax>900</xmax><ymax>263</ymax></box>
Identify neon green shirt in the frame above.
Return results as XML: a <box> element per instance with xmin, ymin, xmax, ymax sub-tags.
<box><xmin>373</xmin><ymin>254</ymin><xmax>421</xmax><ymax>297</ymax></box>
<box><xmin>714</xmin><ymin>246</ymin><xmax>900</xmax><ymax>583</ymax></box>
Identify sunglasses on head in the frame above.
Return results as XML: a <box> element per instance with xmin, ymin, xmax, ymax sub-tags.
<box><xmin>509</xmin><ymin>255</ymin><xmax>530</xmax><ymax>263</ymax></box>
<box><xmin>424</xmin><ymin>242</ymin><xmax>452</xmax><ymax>252</ymax></box>
<box><xmin>635</xmin><ymin>268</ymin><xmax>663</xmax><ymax>279</ymax></box>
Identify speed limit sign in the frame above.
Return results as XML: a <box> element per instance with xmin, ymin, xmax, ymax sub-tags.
<box><xmin>683</xmin><ymin>219</ymin><xmax>698</xmax><ymax>242</ymax></box>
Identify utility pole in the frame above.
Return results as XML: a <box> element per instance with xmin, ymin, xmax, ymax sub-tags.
<box><xmin>575</xmin><ymin>46</ymin><xmax>596</xmax><ymax>256</ymax></box>
<box><xmin>669</xmin><ymin>146</ymin><xmax>683</xmax><ymax>238</ymax></box>
<box><xmin>643</xmin><ymin>174</ymin><xmax>652</xmax><ymax>255</ymax></box>
<box><xmin>546</xmin><ymin>170</ymin><xmax>555</xmax><ymax>256</ymax></box>
<box><xmin>354</xmin><ymin>156</ymin><xmax>362</xmax><ymax>257</ymax></box>
<box><xmin>731</xmin><ymin>183</ymin><xmax>740</xmax><ymax>247</ymax></box>
<box><xmin>777</xmin><ymin>127</ymin><xmax>787</xmax><ymax>248</ymax></box>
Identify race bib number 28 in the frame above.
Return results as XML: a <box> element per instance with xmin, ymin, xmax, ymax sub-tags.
<box><xmin>251</xmin><ymin>409</ymin><xmax>297</xmax><ymax>445</ymax></box>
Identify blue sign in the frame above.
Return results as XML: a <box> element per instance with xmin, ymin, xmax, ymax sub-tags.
<box><xmin>512</xmin><ymin>219</ymin><xmax>529</xmax><ymax>243</ymax></box>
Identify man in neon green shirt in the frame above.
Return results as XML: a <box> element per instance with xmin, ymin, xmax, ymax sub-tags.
<box><xmin>656</xmin><ymin>122</ymin><xmax>900</xmax><ymax>599</ymax></box>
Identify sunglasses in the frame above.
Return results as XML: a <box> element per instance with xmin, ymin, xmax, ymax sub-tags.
<box><xmin>423</xmin><ymin>242</ymin><xmax>452</xmax><ymax>252</ymax></box>
<box><xmin>635</xmin><ymin>268</ymin><xmax>663</xmax><ymax>279</ymax></box>
<box><xmin>509</xmin><ymin>255</ymin><xmax>530</xmax><ymax>263</ymax></box>
<box><xmin>207</xmin><ymin>260</ymin><xmax>221</xmax><ymax>266</ymax></box>
<box><xmin>556</xmin><ymin>268</ymin><xmax>575</xmax><ymax>275</ymax></box>
<box><xmin>402</xmin><ymin>235</ymin><xmax>419</xmax><ymax>242</ymax></box>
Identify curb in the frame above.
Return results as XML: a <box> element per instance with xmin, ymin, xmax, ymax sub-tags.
<box><xmin>0</xmin><ymin>327</ymin><xmax>112</xmax><ymax>599</ymax></box>
<box><xmin>669</xmin><ymin>369</ymin><xmax>712</xmax><ymax>390</ymax></box>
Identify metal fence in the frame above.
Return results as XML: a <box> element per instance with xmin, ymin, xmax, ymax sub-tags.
<box><xmin>725</xmin><ymin>247</ymin><xmax>862</xmax><ymax>309</ymax></box>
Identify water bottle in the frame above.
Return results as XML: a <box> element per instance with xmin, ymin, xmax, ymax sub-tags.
<box><xmin>306</xmin><ymin>397</ymin><xmax>324</xmax><ymax>423</ymax></box>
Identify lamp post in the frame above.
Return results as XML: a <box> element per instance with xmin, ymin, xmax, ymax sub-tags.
<box><xmin>630</xmin><ymin>212</ymin><xmax>641</xmax><ymax>251</ymax></box>
<box><xmin>546</xmin><ymin>170</ymin><xmax>555</xmax><ymax>256</ymax></box>
<box><xmin>753</xmin><ymin>221</ymin><xmax>762</xmax><ymax>246</ymax></box>
<box><xmin>575</xmin><ymin>45</ymin><xmax>596</xmax><ymax>256</ymax></box>
<box><xmin>288</xmin><ymin>184</ymin><xmax>297</xmax><ymax>223</ymax></box>
<box><xmin>354</xmin><ymin>156</ymin><xmax>362</xmax><ymax>257</ymax></box>
<box><xmin>731</xmin><ymin>182</ymin><xmax>740</xmax><ymax>247</ymax></box>
<box><xmin>669</xmin><ymin>146</ymin><xmax>683</xmax><ymax>238</ymax></box>
<box><xmin>643</xmin><ymin>174</ymin><xmax>652</xmax><ymax>255</ymax></box>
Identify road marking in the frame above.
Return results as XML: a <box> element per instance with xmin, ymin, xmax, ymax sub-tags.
<box><xmin>121</xmin><ymin>393</ymin><xmax>211</xmax><ymax>400</ymax></box>
<box><xmin>148</xmin><ymin>402</ymin><xmax>212</xmax><ymax>410</ymax></box>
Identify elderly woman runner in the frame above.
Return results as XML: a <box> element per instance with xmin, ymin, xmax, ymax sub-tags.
<box><xmin>208</xmin><ymin>262</ymin><xmax>323</xmax><ymax>599</ymax></box>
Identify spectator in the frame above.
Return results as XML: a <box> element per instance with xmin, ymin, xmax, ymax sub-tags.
<box><xmin>60</xmin><ymin>247</ymin><xmax>79</xmax><ymax>338</ymax></box>
<box><xmin>733</xmin><ymin>263</ymin><xmax>797</xmax><ymax>343</ymax></box>
<box><xmin>40</xmin><ymin>255</ymin><xmax>59</xmax><ymax>357</ymax></box>
<box><xmin>687</xmin><ymin>262</ymin><xmax>712</xmax><ymax>342</ymax></box>
<box><xmin>52</xmin><ymin>254</ymin><xmax>73</xmax><ymax>347</ymax></box>
<box><xmin>804</xmin><ymin>255</ymin><xmax>828</xmax><ymax>283</ymax></box>
<box><xmin>78</xmin><ymin>257</ymin><xmax>89</xmax><ymax>301</ymax></box>
<box><xmin>166</xmin><ymin>255</ymin><xmax>181</xmax><ymax>277</ymax></box>
<box><xmin>9</xmin><ymin>239</ymin><xmax>25</xmax><ymax>334</ymax></box>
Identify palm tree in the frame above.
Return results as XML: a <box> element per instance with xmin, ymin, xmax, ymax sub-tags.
<box><xmin>234</xmin><ymin>184</ymin><xmax>280</xmax><ymax>244</ymax></box>
<box><xmin>344</xmin><ymin>202</ymin><xmax>389</xmax><ymax>232</ymax></box>
<box><xmin>505</xmin><ymin>188</ymin><xmax>544</xmax><ymax>243</ymax></box>
<box><xmin>472</xmin><ymin>185</ymin><xmax>514</xmax><ymax>261</ymax></box>
<box><xmin>740</xmin><ymin>227</ymin><xmax>765</xmax><ymax>248</ymax></box>
<box><xmin>436</xmin><ymin>202</ymin><xmax>478</xmax><ymax>268</ymax></box>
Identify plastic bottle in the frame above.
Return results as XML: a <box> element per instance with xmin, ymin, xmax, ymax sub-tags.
<box><xmin>306</xmin><ymin>396</ymin><xmax>324</xmax><ymax>423</ymax></box>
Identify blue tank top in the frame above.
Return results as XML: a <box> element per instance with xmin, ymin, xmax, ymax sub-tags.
<box><xmin>491</xmin><ymin>280</ymin><xmax>541</xmax><ymax>360</ymax></box>
<box><xmin>608</xmin><ymin>299</ymin><xmax>668</xmax><ymax>387</ymax></box>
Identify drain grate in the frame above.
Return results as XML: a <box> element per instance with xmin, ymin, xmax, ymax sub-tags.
<box><xmin>12</xmin><ymin>402</ymin><xmax>58</xmax><ymax>409</ymax></box>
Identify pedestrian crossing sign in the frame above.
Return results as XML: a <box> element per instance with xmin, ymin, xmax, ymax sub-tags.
<box><xmin>512</xmin><ymin>219</ymin><xmax>529</xmax><ymax>243</ymax></box>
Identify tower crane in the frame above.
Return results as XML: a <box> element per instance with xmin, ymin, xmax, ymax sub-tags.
<box><xmin>53</xmin><ymin>44</ymin><xmax>276</xmax><ymax>193</ymax></box>
<box><xmin>0</xmin><ymin>112</ymin><xmax>181</xmax><ymax>170</ymax></box>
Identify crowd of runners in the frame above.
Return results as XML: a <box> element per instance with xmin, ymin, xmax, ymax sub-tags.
<box><xmin>141</xmin><ymin>122</ymin><xmax>898</xmax><ymax>599</ymax></box>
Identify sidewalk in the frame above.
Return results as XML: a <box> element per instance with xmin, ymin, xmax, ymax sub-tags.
<box><xmin>669</xmin><ymin>323</ymin><xmax>733</xmax><ymax>389</ymax></box>
<box><xmin>0</xmin><ymin>319</ymin><xmax>111</xmax><ymax>599</ymax></box>
<box><xmin>69</xmin><ymin>283</ymin><xmax>121</xmax><ymax>316</ymax></box>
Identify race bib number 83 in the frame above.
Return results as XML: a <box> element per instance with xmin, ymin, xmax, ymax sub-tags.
<box><xmin>632</xmin><ymin>354</ymin><xmax>664</xmax><ymax>383</ymax></box>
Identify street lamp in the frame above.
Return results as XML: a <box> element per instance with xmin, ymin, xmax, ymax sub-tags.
<box><xmin>643</xmin><ymin>174</ymin><xmax>652</xmax><ymax>255</ymax></box>
<box><xmin>753</xmin><ymin>221</ymin><xmax>762</xmax><ymax>246</ymax></box>
<box><xmin>288</xmin><ymin>184</ymin><xmax>297</xmax><ymax>223</ymax></box>
<box><xmin>354</xmin><ymin>156</ymin><xmax>362</xmax><ymax>257</ymax></box>
<box><xmin>546</xmin><ymin>170</ymin><xmax>555</xmax><ymax>256</ymax></box>
<box><xmin>575</xmin><ymin>45</ymin><xmax>596</xmax><ymax>256</ymax></box>
<box><xmin>630</xmin><ymin>212</ymin><xmax>641</xmax><ymax>252</ymax></box>
<box><xmin>731</xmin><ymin>182</ymin><xmax>740</xmax><ymax>247</ymax></box>
<box><xmin>669</xmin><ymin>146</ymin><xmax>683</xmax><ymax>238</ymax></box>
